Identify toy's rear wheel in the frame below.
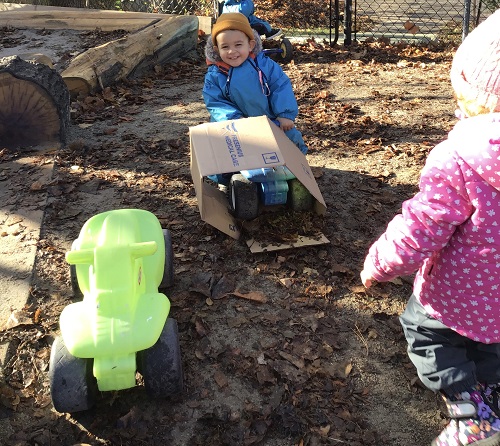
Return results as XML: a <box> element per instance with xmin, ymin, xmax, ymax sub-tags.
<box><xmin>137</xmin><ymin>317</ymin><xmax>183</xmax><ymax>397</ymax></box>
<box><xmin>229</xmin><ymin>174</ymin><xmax>260</xmax><ymax>220</ymax></box>
<box><xmin>70</xmin><ymin>264</ymin><xmax>83</xmax><ymax>300</ymax></box>
<box><xmin>280</xmin><ymin>38</ymin><xmax>294</xmax><ymax>63</ymax></box>
<box><xmin>288</xmin><ymin>178</ymin><xmax>314</xmax><ymax>212</ymax></box>
<box><xmin>160</xmin><ymin>228</ymin><xmax>174</xmax><ymax>289</ymax></box>
<box><xmin>49</xmin><ymin>336</ymin><xmax>98</xmax><ymax>413</ymax></box>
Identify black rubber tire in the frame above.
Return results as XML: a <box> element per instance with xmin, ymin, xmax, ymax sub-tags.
<box><xmin>49</xmin><ymin>336</ymin><xmax>98</xmax><ymax>413</ymax></box>
<box><xmin>229</xmin><ymin>174</ymin><xmax>260</xmax><ymax>220</ymax></box>
<box><xmin>280</xmin><ymin>38</ymin><xmax>294</xmax><ymax>63</ymax></box>
<box><xmin>160</xmin><ymin>228</ymin><xmax>174</xmax><ymax>289</ymax></box>
<box><xmin>69</xmin><ymin>264</ymin><xmax>84</xmax><ymax>300</ymax></box>
<box><xmin>137</xmin><ymin>318</ymin><xmax>183</xmax><ymax>398</ymax></box>
<box><xmin>288</xmin><ymin>178</ymin><xmax>314</xmax><ymax>211</ymax></box>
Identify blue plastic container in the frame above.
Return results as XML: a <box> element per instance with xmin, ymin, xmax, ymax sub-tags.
<box><xmin>259</xmin><ymin>180</ymin><xmax>289</xmax><ymax>205</ymax></box>
<box><xmin>241</xmin><ymin>166</ymin><xmax>296</xmax><ymax>183</ymax></box>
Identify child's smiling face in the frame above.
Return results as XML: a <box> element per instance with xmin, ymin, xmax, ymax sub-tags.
<box><xmin>215</xmin><ymin>29</ymin><xmax>256</xmax><ymax>67</ymax></box>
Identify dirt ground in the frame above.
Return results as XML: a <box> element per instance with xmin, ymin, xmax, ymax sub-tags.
<box><xmin>0</xmin><ymin>26</ymin><xmax>460</xmax><ymax>446</ymax></box>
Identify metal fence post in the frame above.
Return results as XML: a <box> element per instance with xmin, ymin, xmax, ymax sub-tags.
<box><xmin>329</xmin><ymin>0</ymin><xmax>339</xmax><ymax>46</ymax></box>
<box><xmin>344</xmin><ymin>0</ymin><xmax>352</xmax><ymax>45</ymax></box>
<box><xmin>463</xmin><ymin>0</ymin><xmax>471</xmax><ymax>40</ymax></box>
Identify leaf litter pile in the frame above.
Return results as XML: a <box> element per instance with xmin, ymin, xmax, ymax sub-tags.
<box><xmin>0</xmin><ymin>28</ymin><xmax>459</xmax><ymax>446</ymax></box>
<box><xmin>242</xmin><ymin>209</ymin><xmax>324</xmax><ymax>244</ymax></box>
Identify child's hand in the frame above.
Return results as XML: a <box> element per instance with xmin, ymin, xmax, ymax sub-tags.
<box><xmin>277</xmin><ymin>117</ymin><xmax>295</xmax><ymax>131</ymax></box>
<box><xmin>360</xmin><ymin>269</ymin><xmax>375</xmax><ymax>288</ymax></box>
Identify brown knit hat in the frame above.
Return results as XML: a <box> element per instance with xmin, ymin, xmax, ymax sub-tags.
<box><xmin>211</xmin><ymin>12</ymin><xmax>255</xmax><ymax>46</ymax></box>
<box><xmin>450</xmin><ymin>9</ymin><xmax>500</xmax><ymax>115</ymax></box>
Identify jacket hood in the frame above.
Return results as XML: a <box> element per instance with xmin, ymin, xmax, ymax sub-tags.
<box><xmin>205</xmin><ymin>28</ymin><xmax>263</xmax><ymax>65</ymax></box>
<box><xmin>449</xmin><ymin>113</ymin><xmax>500</xmax><ymax>189</ymax></box>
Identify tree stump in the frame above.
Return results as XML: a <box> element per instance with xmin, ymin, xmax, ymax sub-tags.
<box><xmin>0</xmin><ymin>55</ymin><xmax>70</xmax><ymax>150</ymax></box>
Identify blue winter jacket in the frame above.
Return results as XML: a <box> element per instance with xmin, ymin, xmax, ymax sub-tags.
<box><xmin>221</xmin><ymin>0</ymin><xmax>271</xmax><ymax>33</ymax></box>
<box><xmin>221</xmin><ymin>0</ymin><xmax>255</xmax><ymax>18</ymax></box>
<box><xmin>203</xmin><ymin>30</ymin><xmax>308</xmax><ymax>154</ymax></box>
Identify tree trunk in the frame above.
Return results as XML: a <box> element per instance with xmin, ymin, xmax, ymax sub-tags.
<box><xmin>61</xmin><ymin>15</ymin><xmax>199</xmax><ymax>97</ymax></box>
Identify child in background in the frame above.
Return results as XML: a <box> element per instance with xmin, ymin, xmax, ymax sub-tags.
<box><xmin>361</xmin><ymin>9</ymin><xmax>500</xmax><ymax>446</ymax></box>
<box><xmin>203</xmin><ymin>12</ymin><xmax>307</xmax><ymax>156</ymax></box>
<box><xmin>220</xmin><ymin>0</ymin><xmax>282</xmax><ymax>39</ymax></box>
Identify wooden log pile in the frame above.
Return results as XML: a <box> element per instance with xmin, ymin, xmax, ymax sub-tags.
<box><xmin>0</xmin><ymin>4</ymin><xmax>206</xmax><ymax>149</ymax></box>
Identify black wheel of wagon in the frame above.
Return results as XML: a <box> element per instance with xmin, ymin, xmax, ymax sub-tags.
<box><xmin>280</xmin><ymin>38</ymin><xmax>294</xmax><ymax>63</ymax></box>
<box><xmin>49</xmin><ymin>336</ymin><xmax>97</xmax><ymax>413</ymax></box>
<box><xmin>229</xmin><ymin>174</ymin><xmax>260</xmax><ymax>220</ymax></box>
<box><xmin>137</xmin><ymin>317</ymin><xmax>183</xmax><ymax>397</ymax></box>
<box><xmin>288</xmin><ymin>178</ymin><xmax>314</xmax><ymax>212</ymax></box>
<box><xmin>160</xmin><ymin>228</ymin><xmax>174</xmax><ymax>289</ymax></box>
<box><xmin>69</xmin><ymin>264</ymin><xmax>83</xmax><ymax>300</ymax></box>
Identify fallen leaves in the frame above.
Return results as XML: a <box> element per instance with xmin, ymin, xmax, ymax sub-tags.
<box><xmin>0</xmin><ymin>33</ymin><xmax>454</xmax><ymax>446</ymax></box>
<box><xmin>230</xmin><ymin>290</ymin><xmax>268</xmax><ymax>303</ymax></box>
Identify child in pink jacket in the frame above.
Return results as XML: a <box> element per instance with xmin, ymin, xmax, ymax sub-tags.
<box><xmin>361</xmin><ymin>9</ymin><xmax>500</xmax><ymax>446</ymax></box>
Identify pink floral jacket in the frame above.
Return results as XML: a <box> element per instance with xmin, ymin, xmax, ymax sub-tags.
<box><xmin>363</xmin><ymin>113</ymin><xmax>500</xmax><ymax>343</ymax></box>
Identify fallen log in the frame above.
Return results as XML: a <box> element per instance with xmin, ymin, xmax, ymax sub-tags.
<box><xmin>0</xmin><ymin>8</ymin><xmax>168</xmax><ymax>32</ymax></box>
<box><xmin>61</xmin><ymin>14</ymin><xmax>199</xmax><ymax>97</ymax></box>
<box><xmin>0</xmin><ymin>5</ymin><xmax>211</xmax><ymax>34</ymax></box>
<box><xmin>0</xmin><ymin>55</ymin><xmax>70</xmax><ymax>149</ymax></box>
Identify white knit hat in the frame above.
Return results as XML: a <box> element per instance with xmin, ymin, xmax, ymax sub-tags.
<box><xmin>450</xmin><ymin>9</ymin><xmax>500</xmax><ymax>114</ymax></box>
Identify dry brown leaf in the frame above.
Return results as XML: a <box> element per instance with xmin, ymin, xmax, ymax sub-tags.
<box><xmin>227</xmin><ymin>316</ymin><xmax>249</xmax><ymax>328</ymax></box>
<box><xmin>256</xmin><ymin>365</ymin><xmax>276</xmax><ymax>385</ymax></box>
<box><xmin>350</xmin><ymin>285</ymin><xmax>367</xmax><ymax>294</ymax></box>
<box><xmin>279</xmin><ymin>351</ymin><xmax>305</xmax><ymax>369</ymax></box>
<box><xmin>30</xmin><ymin>181</ymin><xmax>44</xmax><ymax>191</ymax></box>
<box><xmin>279</xmin><ymin>278</ymin><xmax>293</xmax><ymax>288</ymax></box>
<box><xmin>331</xmin><ymin>263</ymin><xmax>349</xmax><ymax>273</ymax></box>
<box><xmin>404</xmin><ymin>20</ymin><xmax>421</xmax><ymax>34</ymax></box>
<box><xmin>194</xmin><ymin>317</ymin><xmax>209</xmax><ymax>337</ymax></box>
<box><xmin>231</xmin><ymin>290</ymin><xmax>268</xmax><ymax>303</ymax></box>
<box><xmin>214</xmin><ymin>370</ymin><xmax>228</xmax><ymax>388</ymax></box>
<box><xmin>345</xmin><ymin>362</ymin><xmax>353</xmax><ymax>377</ymax></box>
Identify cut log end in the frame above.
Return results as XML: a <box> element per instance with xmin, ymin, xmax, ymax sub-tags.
<box><xmin>0</xmin><ymin>55</ymin><xmax>70</xmax><ymax>151</ymax></box>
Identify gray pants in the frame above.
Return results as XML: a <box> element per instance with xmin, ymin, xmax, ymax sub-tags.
<box><xmin>399</xmin><ymin>294</ymin><xmax>500</xmax><ymax>396</ymax></box>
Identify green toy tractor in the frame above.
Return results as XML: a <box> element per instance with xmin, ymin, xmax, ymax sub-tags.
<box><xmin>49</xmin><ymin>209</ymin><xmax>182</xmax><ymax>413</ymax></box>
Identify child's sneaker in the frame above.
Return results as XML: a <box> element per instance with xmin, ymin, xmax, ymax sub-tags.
<box><xmin>432</xmin><ymin>383</ymin><xmax>500</xmax><ymax>446</ymax></box>
<box><xmin>265</xmin><ymin>28</ymin><xmax>282</xmax><ymax>39</ymax></box>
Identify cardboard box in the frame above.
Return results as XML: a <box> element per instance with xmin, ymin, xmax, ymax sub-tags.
<box><xmin>189</xmin><ymin>116</ymin><xmax>327</xmax><ymax>242</ymax></box>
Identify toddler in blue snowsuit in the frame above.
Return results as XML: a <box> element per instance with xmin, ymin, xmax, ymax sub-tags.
<box><xmin>203</xmin><ymin>12</ymin><xmax>308</xmax><ymax>155</ymax></box>
<box><xmin>220</xmin><ymin>0</ymin><xmax>281</xmax><ymax>39</ymax></box>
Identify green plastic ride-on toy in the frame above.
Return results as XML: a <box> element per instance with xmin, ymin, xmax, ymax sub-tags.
<box><xmin>49</xmin><ymin>209</ymin><xmax>182</xmax><ymax>414</ymax></box>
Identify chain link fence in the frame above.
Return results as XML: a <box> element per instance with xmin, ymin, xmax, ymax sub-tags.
<box><xmin>5</xmin><ymin>0</ymin><xmax>499</xmax><ymax>45</ymax></box>
<box><xmin>344</xmin><ymin>0</ymin><xmax>497</xmax><ymax>45</ymax></box>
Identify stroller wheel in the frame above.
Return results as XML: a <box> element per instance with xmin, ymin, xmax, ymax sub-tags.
<box><xmin>279</xmin><ymin>38</ymin><xmax>294</xmax><ymax>63</ymax></box>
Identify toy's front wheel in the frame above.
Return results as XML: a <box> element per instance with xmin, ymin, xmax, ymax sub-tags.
<box><xmin>49</xmin><ymin>336</ymin><xmax>98</xmax><ymax>413</ymax></box>
<box><xmin>160</xmin><ymin>228</ymin><xmax>174</xmax><ymax>289</ymax></box>
<box><xmin>137</xmin><ymin>317</ymin><xmax>183</xmax><ymax>397</ymax></box>
<box><xmin>229</xmin><ymin>174</ymin><xmax>260</xmax><ymax>220</ymax></box>
<box><xmin>288</xmin><ymin>179</ymin><xmax>314</xmax><ymax>212</ymax></box>
<box><xmin>280</xmin><ymin>38</ymin><xmax>294</xmax><ymax>63</ymax></box>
